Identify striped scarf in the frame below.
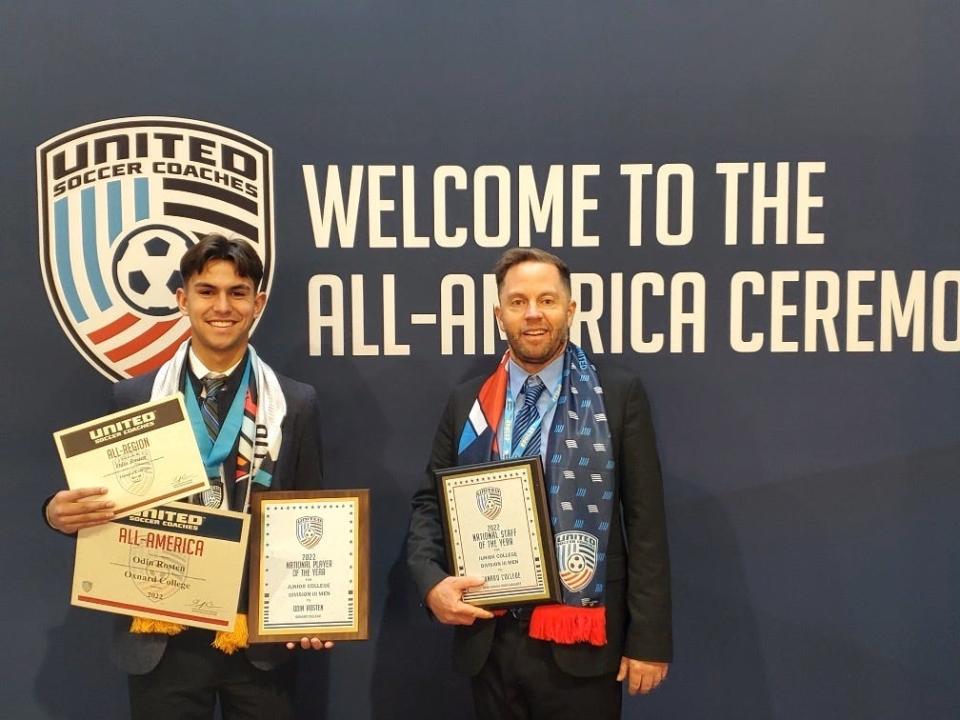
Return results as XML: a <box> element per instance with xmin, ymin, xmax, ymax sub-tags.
<box><xmin>458</xmin><ymin>343</ymin><xmax>615</xmax><ymax>646</ymax></box>
<box><xmin>128</xmin><ymin>340</ymin><xmax>286</xmax><ymax>652</ymax></box>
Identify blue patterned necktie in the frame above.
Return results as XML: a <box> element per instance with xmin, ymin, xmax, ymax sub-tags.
<box><xmin>513</xmin><ymin>374</ymin><xmax>547</xmax><ymax>457</ymax></box>
<box><xmin>199</xmin><ymin>374</ymin><xmax>226</xmax><ymax>507</ymax></box>
<box><xmin>201</xmin><ymin>374</ymin><xmax>226</xmax><ymax>439</ymax></box>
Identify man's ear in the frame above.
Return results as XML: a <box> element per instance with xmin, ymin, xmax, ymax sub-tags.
<box><xmin>253</xmin><ymin>291</ymin><xmax>267</xmax><ymax>317</ymax></box>
<box><xmin>176</xmin><ymin>287</ymin><xmax>188</xmax><ymax>315</ymax></box>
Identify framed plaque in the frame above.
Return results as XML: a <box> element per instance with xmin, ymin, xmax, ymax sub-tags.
<box><xmin>248</xmin><ymin>489</ymin><xmax>369</xmax><ymax>642</ymax></box>
<box><xmin>435</xmin><ymin>457</ymin><xmax>560</xmax><ymax>609</ymax></box>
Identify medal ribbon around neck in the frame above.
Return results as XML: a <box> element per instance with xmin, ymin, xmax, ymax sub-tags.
<box><xmin>184</xmin><ymin>358</ymin><xmax>252</xmax><ymax>477</ymax></box>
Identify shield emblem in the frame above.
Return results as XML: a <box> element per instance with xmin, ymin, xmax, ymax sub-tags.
<box><xmin>128</xmin><ymin>546</ymin><xmax>189</xmax><ymax>602</ymax></box>
<box><xmin>201</xmin><ymin>484</ymin><xmax>223</xmax><ymax>508</ymax></box>
<box><xmin>555</xmin><ymin>530</ymin><xmax>599</xmax><ymax>593</ymax></box>
<box><xmin>476</xmin><ymin>487</ymin><xmax>502</xmax><ymax>521</ymax></box>
<box><xmin>112</xmin><ymin>456</ymin><xmax>155</xmax><ymax>497</ymax></box>
<box><xmin>296</xmin><ymin>516</ymin><xmax>323</xmax><ymax>549</ymax></box>
<box><xmin>37</xmin><ymin>117</ymin><xmax>274</xmax><ymax>380</ymax></box>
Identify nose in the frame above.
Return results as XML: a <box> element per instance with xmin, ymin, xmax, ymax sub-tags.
<box><xmin>213</xmin><ymin>292</ymin><xmax>231</xmax><ymax>312</ymax></box>
<box><xmin>524</xmin><ymin>301</ymin><xmax>543</xmax><ymax>320</ymax></box>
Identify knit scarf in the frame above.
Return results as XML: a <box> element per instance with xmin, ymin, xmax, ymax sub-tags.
<box><xmin>457</xmin><ymin>343</ymin><xmax>615</xmax><ymax>646</ymax></box>
<box><xmin>129</xmin><ymin>340</ymin><xmax>286</xmax><ymax>653</ymax></box>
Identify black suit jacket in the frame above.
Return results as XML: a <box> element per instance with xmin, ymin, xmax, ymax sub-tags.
<box><xmin>108</xmin><ymin>367</ymin><xmax>325</xmax><ymax>674</ymax></box>
<box><xmin>406</xmin><ymin>361</ymin><xmax>672</xmax><ymax>677</ymax></box>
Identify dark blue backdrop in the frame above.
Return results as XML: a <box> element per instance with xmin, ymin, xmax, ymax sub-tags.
<box><xmin>2</xmin><ymin>2</ymin><xmax>957</xmax><ymax>718</ymax></box>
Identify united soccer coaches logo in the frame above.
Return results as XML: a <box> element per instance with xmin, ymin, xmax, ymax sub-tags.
<box><xmin>556</xmin><ymin>530</ymin><xmax>598</xmax><ymax>594</ymax></box>
<box><xmin>475</xmin><ymin>487</ymin><xmax>502</xmax><ymax>521</ymax></box>
<box><xmin>296</xmin><ymin>516</ymin><xmax>324</xmax><ymax>549</ymax></box>
<box><xmin>37</xmin><ymin>117</ymin><xmax>275</xmax><ymax>381</ymax></box>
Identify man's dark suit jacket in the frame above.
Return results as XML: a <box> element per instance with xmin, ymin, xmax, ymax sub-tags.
<box><xmin>407</xmin><ymin>362</ymin><xmax>672</xmax><ymax>678</ymax></box>
<box><xmin>109</xmin><ymin>367</ymin><xmax>324</xmax><ymax>675</ymax></box>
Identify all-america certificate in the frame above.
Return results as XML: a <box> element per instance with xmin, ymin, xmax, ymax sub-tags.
<box><xmin>72</xmin><ymin>501</ymin><xmax>249</xmax><ymax>632</ymax></box>
<box><xmin>54</xmin><ymin>394</ymin><xmax>210</xmax><ymax>518</ymax></box>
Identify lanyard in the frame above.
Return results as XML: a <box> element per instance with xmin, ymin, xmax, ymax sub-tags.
<box><xmin>501</xmin><ymin>378</ymin><xmax>562</xmax><ymax>460</ymax></box>
<box><xmin>184</xmin><ymin>359</ymin><xmax>251</xmax><ymax>477</ymax></box>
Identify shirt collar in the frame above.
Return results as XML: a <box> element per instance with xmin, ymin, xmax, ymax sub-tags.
<box><xmin>507</xmin><ymin>347</ymin><xmax>566</xmax><ymax>400</ymax></box>
<box><xmin>188</xmin><ymin>346</ymin><xmax>243</xmax><ymax>380</ymax></box>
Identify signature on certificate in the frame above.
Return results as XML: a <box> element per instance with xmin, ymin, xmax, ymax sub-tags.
<box><xmin>190</xmin><ymin>599</ymin><xmax>223</xmax><ymax>614</ymax></box>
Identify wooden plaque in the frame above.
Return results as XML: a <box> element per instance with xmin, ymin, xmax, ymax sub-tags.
<box><xmin>248</xmin><ymin>489</ymin><xmax>369</xmax><ymax>642</ymax></box>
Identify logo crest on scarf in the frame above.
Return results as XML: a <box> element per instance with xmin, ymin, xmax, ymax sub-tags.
<box><xmin>296</xmin><ymin>516</ymin><xmax>324</xmax><ymax>549</ymax></box>
<box><xmin>128</xmin><ymin>547</ymin><xmax>189</xmax><ymax>601</ymax></box>
<box><xmin>556</xmin><ymin>530</ymin><xmax>598</xmax><ymax>593</ymax></box>
<box><xmin>475</xmin><ymin>487</ymin><xmax>503</xmax><ymax>521</ymax></box>
<box><xmin>37</xmin><ymin>116</ymin><xmax>275</xmax><ymax>381</ymax></box>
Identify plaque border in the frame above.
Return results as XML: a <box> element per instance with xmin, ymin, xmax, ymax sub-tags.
<box><xmin>435</xmin><ymin>457</ymin><xmax>561</xmax><ymax>609</ymax></box>
<box><xmin>248</xmin><ymin>489</ymin><xmax>369</xmax><ymax>642</ymax></box>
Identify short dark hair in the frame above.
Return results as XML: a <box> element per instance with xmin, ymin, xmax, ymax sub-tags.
<box><xmin>180</xmin><ymin>234</ymin><xmax>264</xmax><ymax>289</ymax></box>
<box><xmin>493</xmin><ymin>248</ymin><xmax>571</xmax><ymax>295</ymax></box>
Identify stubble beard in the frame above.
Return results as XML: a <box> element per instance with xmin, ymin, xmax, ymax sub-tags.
<box><xmin>508</xmin><ymin>325</ymin><xmax>569</xmax><ymax>370</ymax></box>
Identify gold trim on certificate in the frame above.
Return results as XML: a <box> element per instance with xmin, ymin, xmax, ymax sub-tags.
<box><xmin>436</xmin><ymin>458</ymin><xmax>561</xmax><ymax>609</ymax></box>
<box><xmin>72</xmin><ymin>501</ymin><xmax>250</xmax><ymax>631</ymax></box>
<box><xmin>54</xmin><ymin>394</ymin><xmax>210</xmax><ymax>518</ymax></box>
<box><xmin>248</xmin><ymin>490</ymin><xmax>370</xmax><ymax>643</ymax></box>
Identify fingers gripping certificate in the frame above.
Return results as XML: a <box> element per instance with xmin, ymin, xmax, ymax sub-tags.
<box><xmin>54</xmin><ymin>395</ymin><xmax>210</xmax><ymax>517</ymax></box>
<box><xmin>72</xmin><ymin>502</ymin><xmax>250</xmax><ymax>631</ymax></box>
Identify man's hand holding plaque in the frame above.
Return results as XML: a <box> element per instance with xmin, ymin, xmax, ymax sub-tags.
<box><xmin>425</xmin><ymin>575</ymin><xmax>495</xmax><ymax>625</ymax></box>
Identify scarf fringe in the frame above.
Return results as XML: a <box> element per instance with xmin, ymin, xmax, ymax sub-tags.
<box><xmin>129</xmin><ymin>617</ymin><xmax>184</xmax><ymax>636</ymax></box>
<box><xmin>211</xmin><ymin>613</ymin><xmax>248</xmax><ymax>654</ymax></box>
<box><xmin>129</xmin><ymin>613</ymin><xmax>249</xmax><ymax>654</ymax></box>
<box><xmin>529</xmin><ymin>604</ymin><xmax>607</xmax><ymax>646</ymax></box>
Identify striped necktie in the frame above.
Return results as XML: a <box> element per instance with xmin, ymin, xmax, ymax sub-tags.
<box><xmin>201</xmin><ymin>374</ymin><xmax>226</xmax><ymax>440</ymax></box>
<box><xmin>199</xmin><ymin>374</ymin><xmax>227</xmax><ymax>508</ymax></box>
<box><xmin>513</xmin><ymin>374</ymin><xmax>546</xmax><ymax>457</ymax></box>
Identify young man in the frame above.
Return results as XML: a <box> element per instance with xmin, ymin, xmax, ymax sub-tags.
<box><xmin>45</xmin><ymin>234</ymin><xmax>330</xmax><ymax>720</ymax></box>
<box><xmin>406</xmin><ymin>248</ymin><xmax>672</xmax><ymax>719</ymax></box>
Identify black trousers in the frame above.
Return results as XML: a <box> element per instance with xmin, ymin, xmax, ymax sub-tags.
<box><xmin>128</xmin><ymin>629</ymin><xmax>295</xmax><ymax>720</ymax></box>
<box><xmin>471</xmin><ymin>614</ymin><xmax>622</xmax><ymax>720</ymax></box>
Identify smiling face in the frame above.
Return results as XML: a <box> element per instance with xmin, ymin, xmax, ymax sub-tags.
<box><xmin>176</xmin><ymin>259</ymin><xmax>266</xmax><ymax>371</ymax></box>
<box><xmin>494</xmin><ymin>260</ymin><xmax>576</xmax><ymax>373</ymax></box>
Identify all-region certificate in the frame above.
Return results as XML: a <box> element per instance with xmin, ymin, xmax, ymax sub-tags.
<box><xmin>54</xmin><ymin>394</ymin><xmax>210</xmax><ymax>518</ymax></box>
<box><xmin>72</xmin><ymin>501</ymin><xmax>250</xmax><ymax>632</ymax></box>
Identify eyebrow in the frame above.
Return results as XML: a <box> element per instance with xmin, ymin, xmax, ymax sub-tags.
<box><xmin>506</xmin><ymin>290</ymin><xmax>559</xmax><ymax>297</ymax></box>
<box><xmin>193</xmin><ymin>282</ymin><xmax>252</xmax><ymax>292</ymax></box>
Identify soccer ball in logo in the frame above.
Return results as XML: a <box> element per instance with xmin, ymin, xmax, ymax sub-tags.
<box><xmin>296</xmin><ymin>516</ymin><xmax>324</xmax><ymax>549</ymax></box>
<box><xmin>112</xmin><ymin>224</ymin><xmax>194</xmax><ymax>316</ymax></box>
<box><xmin>39</xmin><ymin>117</ymin><xmax>275</xmax><ymax>380</ymax></box>
<box><xmin>475</xmin><ymin>487</ymin><xmax>503</xmax><ymax>521</ymax></box>
<box><xmin>556</xmin><ymin>531</ymin><xmax>598</xmax><ymax>593</ymax></box>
